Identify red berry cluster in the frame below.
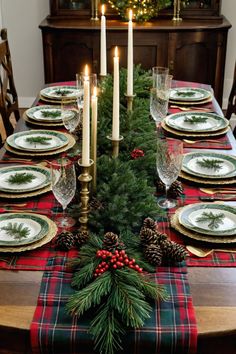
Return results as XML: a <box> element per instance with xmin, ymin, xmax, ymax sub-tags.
<box><xmin>94</xmin><ymin>249</ymin><xmax>143</xmax><ymax>277</ymax></box>
<box><xmin>130</xmin><ymin>148</ymin><xmax>145</xmax><ymax>160</ymax></box>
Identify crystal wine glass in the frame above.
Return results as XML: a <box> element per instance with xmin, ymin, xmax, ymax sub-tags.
<box><xmin>50</xmin><ymin>158</ymin><xmax>77</xmax><ymax>227</ymax></box>
<box><xmin>156</xmin><ymin>138</ymin><xmax>183</xmax><ymax>209</ymax></box>
<box><xmin>61</xmin><ymin>98</ymin><xmax>81</xmax><ymax>134</ymax></box>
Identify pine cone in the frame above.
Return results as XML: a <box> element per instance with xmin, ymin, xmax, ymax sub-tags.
<box><xmin>74</xmin><ymin>230</ymin><xmax>89</xmax><ymax>248</ymax></box>
<box><xmin>144</xmin><ymin>244</ymin><xmax>163</xmax><ymax>266</ymax></box>
<box><xmin>139</xmin><ymin>227</ymin><xmax>159</xmax><ymax>245</ymax></box>
<box><xmin>89</xmin><ymin>197</ymin><xmax>104</xmax><ymax>211</ymax></box>
<box><xmin>142</xmin><ymin>217</ymin><xmax>157</xmax><ymax>231</ymax></box>
<box><xmin>103</xmin><ymin>232</ymin><xmax>119</xmax><ymax>251</ymax></box>
<box><xmin>160</xmin><ymin>238</ymin><xmax>188</xmax><ymax>263</ymax></box>
<box><xmin>156</xmin><ymin>179</ymin><xmax>183</xmax><ymax>198</ymax></box>
<box><xmin>56</xmin><ymin>231</ymin><xmax>74</xmax><ymax>251</ymax></box>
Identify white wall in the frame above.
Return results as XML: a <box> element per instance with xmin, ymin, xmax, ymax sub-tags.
<box><xmin>1</xmin><ymin>0</ymin><xmax>49</xmax><ymax>107</ymax></box>
<box><xmin>0</xmin><ymin>0</ymin><xmax>235</xmax><ymax>108</ymax></box>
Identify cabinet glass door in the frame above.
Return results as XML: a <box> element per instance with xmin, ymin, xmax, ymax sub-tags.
<box><xmin>59</xmin><ymin>0</ymin><xmax>90</xmax><ymax>10</ymax></box>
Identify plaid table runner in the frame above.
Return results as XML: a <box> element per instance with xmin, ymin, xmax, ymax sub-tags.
<box><xmin>30</xmin><ymin>255</ymin><xmax>197</xmax><ymax>354</ymax></box>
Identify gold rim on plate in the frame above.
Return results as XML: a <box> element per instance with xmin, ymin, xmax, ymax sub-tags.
<box><xmin>179</xmin><ymin>170</ymin><xmax>236</xmax><ymax>185</ymax></box>
<box><xmin>171</xmin><ymin>208</ymin><xmax>236</xmax><ymax>244</ymax></box>
<box><xmin>4</xmin><ymin>133</ymin><xmax>76</xmax><ymax>156</ymax></box>
<box><xmin>0</xmin><ymin>213</ymin><xmax>58</xmax><ymax>252</ymax></box>
<box><xmin>161</xmin><ymin>121</ymin><xmax>229</xmax><ymax>137</ymax></box>
<box><xmin>23</xmin><ymin>112</ymin><xmax>64</xmax><ymax>127</ymax></box>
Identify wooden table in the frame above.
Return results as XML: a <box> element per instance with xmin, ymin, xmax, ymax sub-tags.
<box><xmin>1</xmin><ymin>100</ymin><xmax>236</xmax><ymax>354</ymax></box>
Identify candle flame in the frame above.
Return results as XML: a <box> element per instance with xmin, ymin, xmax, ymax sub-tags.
<box><xmin>101</xmin><ymin>4</ymin><xmax>105</xmax><ymax>15</ymax></box>
<box><xmin>114</xmin><ymin>46</ymin><xmax>118</xmax><ymax>57</ymax></box>
<box><xmin>84</xmin><ymin>65</ymin><xmax>89</xmax><ymax>78</ymax></box>
<box><xmin>129</xmin><ymin>9</ymin><xmax>133</xmax><ymax>21</ymax></box>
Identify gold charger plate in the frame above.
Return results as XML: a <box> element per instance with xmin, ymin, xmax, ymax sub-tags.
<box><xmin>4</xmin><ymin>133</ymin><xmax>75</xmax><ymax>156</ymax></box>
<box><xmin>161</xmin><ymin>121</ymin><xmax>229</xmax><ymax>137</ymax></box>
<box><xmin>0</xmin><ymin>183</ymin><xmax>51</xmax><ymax>198</ymax></box>
<box><xmin>171</xmin><ymin>208</ymin><xmax>236</xmax><ymax>244</ymax></box>
<box><xmin>23</xmin><ymin>112</ymin><xmax>64</xmax><ymax>127</ymax></box>
<box><xmin>169</xmin><ymin>96</ymin><xmax>212</xmax><ymax>106</ymax></box>
<box><xmin>179</xmin><ymin>170</ymin><xmax>236</xmax><ymax>185</ymax></box>
<box><xmin>0</xmin><ymin>213</ymin><xmax>58</xmax><ymax>252</ymax></box>
<box><xmin>39</xmin><ymin>94</ymin><xmax>76</xmax><ymax>104</ymax></box>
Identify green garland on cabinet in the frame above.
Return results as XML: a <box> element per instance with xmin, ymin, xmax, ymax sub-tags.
<box><xmin>67</xmin><ymin>66</ymin><xmax>171</xmax><ymax>354</ymax></box>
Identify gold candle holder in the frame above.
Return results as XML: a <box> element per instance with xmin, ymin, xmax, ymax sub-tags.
<box><xmin>125</xmin><ymin>93</ymin><xmax>136</xmax><ymax>112</ymax></box>
<box><xmin>172</xmin><ymin>0</ymin><xmax>177</xmax><ymax>21</ymax></box>
<box><xmin>107</xmin><ymin>135</ymin><xmax>123</xmax><ymax>158</ymax></box>
<box><xmin>78</xmin><ymin>159</ymin><xmax>94</xmax><ymax>231</ymax></box>
<box><xmin>91</xmin><ymin>0</ymin><xmax>99</xmax><ymax>20</ymax></box>
<box><xmin>176</xmin><ymin>0</ymin><xmax>182</xmax><ymax>21</ymax></box>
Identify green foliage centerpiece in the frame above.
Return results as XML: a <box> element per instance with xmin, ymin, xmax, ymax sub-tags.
<box><xmin>66</xmin><ymin>66</ymin><xmax>186</xmax><ymax>354</ymax></box>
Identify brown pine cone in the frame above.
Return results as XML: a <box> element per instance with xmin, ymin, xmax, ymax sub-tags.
<box><xmin>89</xmin><ymin>197</ymin><xmax>104</xmax><ymax>211</ymax></box>
<box><xmin>56</xmin><ymin>231</ymin><xmax>74</xmax><ymax>251</ymax></box>
<box><xmin>142</xmin><ymin>217</ymin><xmax>158</xmax><ymax>231</ymax></box>
<box><xmin>156</xmin><ymin>179</ymin><xmax>183</xmax><ymax>198</ymax></box>
<box><xmin>74</xmin><ymin>230</ymin><xmax>89</xmax><ymax>248</ymax></box>
<box><xmin>139</xmin><ymin>227</ymin><xmax>159</xmax><ymax>246</ymax></box>
<box><xmin>160</xmin><ymin>239</ymin><xmax>188</xmax><ymax>263</ymax></box>
<box><xmin>103</xmin><ymin>232</ymin><xmax>119</xmax><ymax>251</ymax></box>
<box><xmin>144</xmin><ymin>244</ymin><xmax>163</xmax><ymax>266</ymax></box>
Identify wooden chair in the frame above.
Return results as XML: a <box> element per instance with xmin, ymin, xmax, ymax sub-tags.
<box><xmin>225</xmin><ymin>61</ymin><xmax>236</xmax><ymax>137</ymax></box>
<box><xmin>0</xmin><ymin>28</ymin><xmax>20</xmax><ymax>145</ymax></box>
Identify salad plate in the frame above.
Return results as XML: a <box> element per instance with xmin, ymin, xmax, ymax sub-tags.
<box><xmin>169</xmin><ymin>87</ymin><xmax>212</xmax><ymax>102</ymax></box>
<box><xmin>25</xmin><ymin>105</ymin><xmax>65</xmax><ymax>122</ymax></box>
<box><xmin>7</xmin><ymin>130</ymin><xmax>69</xmax><ymax>152</ymax></box>
<box><xmin>178</xmin><ymin>203</ymin><xmax>236</xmax><ymax>236</ymax></box>
<box><xmin>0</xmin><ymin>213</ymin><xmax>49</xmax><ymax>246</ymax></box>
<box><xmin>165</xmin><ymin>112</ymin><xmax>228</xmax><ymax>133</ymax></box>
<box><xmin>0</xmin><ymin>165</ymin><xmax>51</xmax><ymax>193</ymax></box>
<box><xmin>182</xmin><ymin>152</ymin><xmax>236</xmax><ymax>179</ymax></box>
<box><xmin>40</xmin><ymin>86</ymin><xmax>81</xmax><ymax>101</ymax></box>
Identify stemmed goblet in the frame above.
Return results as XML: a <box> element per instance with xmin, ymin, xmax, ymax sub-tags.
<box><xmin>61</xmin><ymin>98</ymin><xmax>81</xmax><ymax>134</ymax></box>
<box><xmin>50</xmin><ymin>158</ymin><xmax>77</xmax><ymax>227</ymax></box>
<box><xmin>156</xmin><ymin>138</ymin><xmax>183</xmax><ymax>209</ymax></box>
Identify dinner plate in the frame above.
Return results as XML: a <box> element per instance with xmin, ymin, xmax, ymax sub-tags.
<box><xmin>178</xmin><ymin>203</ymin><xmax>236</xmax><ymax>236</ymax></box>
<box><xmin>165</xmin><ymin>112</ymin><xmax>229</xmax><ymax>133</ymax></box>
<box><xmin>169</xmin><ymin>87</ymin><xmax>212</xmax><ymax>102</ymax></box>
<box><xmin>0</xmin><ymin>165</ymin><xmax>51</xmax><ymax>193</ymax></box>
<box><xmin>40</xmin><ymin>86</ymin><xmax>81</xmax><ymax>101</ymax></box>
<box><xmin>23</xmin><ymin>113</ymin><xmax>64</xmax><ymax>127</ymax></box>
<box><xmin>25</xmin><ymin>105</ymin><xmax>65</xmax><ymax>123</ymax></box>
<box><xmin>7</xmin><ymin>130</ymin><xmax>69</xmax><ymax>152</ymax></box>
<box><xmin>0</xmin><ymin>213</ymin><xmax>49</xmax><ymax>246</ymax></box>
<box><xmin>182</xmin><ymin>152</ymin><xmax>236</xmax><ymax>179</ymax></box>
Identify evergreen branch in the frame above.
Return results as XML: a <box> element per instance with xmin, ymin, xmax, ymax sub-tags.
<box><xmin>7</xmin><ymin>172</ymin><xmax>36</xmax><ymax>185</ymax></box>
<box><xmin>41</xmin><ymin>110</ymin><xmax>61</xmax><ymax>118</ymax></box>
<box><xmin>176</xmin><ymin>91</ymin><xmax>196</xmax><ymax>97</ymax></box>
<box><xmin>196</xmin><ymin>158</ymin><xmax>224</xmax><ymax>171</ymax></box>
<box><xmin>71</xmin><ymin>260</ymin><xmax>100</xmax><ymax>290</ymax></box>
<box><xmin>25</xmin><ymin>136</ymin><xmax>52</xmax><ymax>145</ymax></box>
<box><xmin>196</xmin><ymin>211</ymin><xmax>225</xmax><ymax>230</ymax></box>
<box><xmin>184</xmin><ymin>115</ymin><xmax>208</xmax><ymax>124</ymax></box>
<box><xmin>0</xmin><ymin>222</ymin><xmax>30</xmax><ymax>239</ymax></box>
<box><xmin>66</xmin><ymin>272</ymin><xmax>112</xmax><ymax>316</ymax></box>
<box><xmin>54</xmin><ymin>89</ymin><xmax>72</xmax><ymax>96</ymax></box>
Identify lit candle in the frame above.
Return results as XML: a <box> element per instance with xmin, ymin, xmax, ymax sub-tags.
<box><xmin>100</xmin><ymin>5</ymin><xmax>107</xmax><ymax>76</ymax></box>
<box><xmin>82</xmin><ymin>65</ymin><xmax>90</xmax><ymax>166</ymax></box>
<box><xmin>127</xmin><ymin>9</ymin><xmax>133</xmax><ymax>96</ymax></box>
<box><xmin>91</xmin><ymin>86</ymin><xmax>98</xmax><ymax>162</ymax></box>
<box><xmin>112</xmin><ymin>46</ymin><xmax>120</xmax><ymax>140</ymax></box>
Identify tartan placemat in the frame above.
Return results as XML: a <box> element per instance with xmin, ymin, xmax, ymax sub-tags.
<box><xmin>30</xmin><ymin>256</ymin><xmax>197</xmax><ymax>354</ymax></box>
<box><xmin>183</xmin><ymin>134</ymin><xmax>232</xmax><ymax>150</ymax></box>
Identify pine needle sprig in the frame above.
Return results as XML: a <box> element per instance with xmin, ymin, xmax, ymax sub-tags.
<box><xmin>196</xmin><ymin>211</ymin><xmax>225</xmax><ymax>230</ymax></box>
<box><xmin>7</xmin><ymin>172</ymin><xmax>36</xmax><ymax>185</ymax></box>
<box><xmin>196</xmin><ymin>158</ymin><xmax>224</xmax><ymax>171</ymax></box>
<box><xmin>176</xmin><ymin>91</ymin><xmax>196</xmax><ymax>97</ymax></box>
<box><xmin>25</xmin><ymin>136</ymin><xmax>52</xmax><ymax>145</ymax></box>
<box><xmin>41</xmin><ymin>110</ymin><xmax>61</xmax><ymax>118</ymax></box>
<box><xmin>54</xmin><ymin>89</ymin><xmax>72</xmax><ymax>96</ymax></box>
<box><xmin>184</xmin><ymin>115</ymin><xmax>208</xmax><ymax>124</ymax></box>
<box><xmin>0</xmin><ymin>222</ymin><xmax>30</xmax><ymax>239</ymax></box>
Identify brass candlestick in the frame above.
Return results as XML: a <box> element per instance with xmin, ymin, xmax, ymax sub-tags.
<box><xmin>78</xmin><ymin>159</ymin><xmax>94</xmax><ymax>231</ymax></box>
<box><xmin>125</xmin><ymin>93</ymin><xmax>136</xmax><ymax>112</ymax></box>
<box><xmin>172</xmin><ymin>0</ymin><xmax>177</xmax><ymax>21</ymax></box>
<box><xmin>176</xmin><ymin>0</ymin><xmax>182</xmax><ymax>21</ymax></box>
<box><xmin>91</xmin><ymin>0</ymin><xmax>99</xmax><ymax>20</ymax></box>
<box><xmin>107</xmin><ymin>135</ymin><xmax>123</xmax><ymax>158</ymax></box>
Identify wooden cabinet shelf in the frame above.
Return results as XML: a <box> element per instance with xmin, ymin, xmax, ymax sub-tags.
<box><xmin>39</xmin><ymin>16</ymin><xmax>231</xmax><ymax>106</ymax></box>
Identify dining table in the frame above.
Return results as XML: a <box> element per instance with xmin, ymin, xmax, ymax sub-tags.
<box><xmin>0</xmin><ymin>77</ymin><xmax>236</xmax><ymax>354</ymax></box>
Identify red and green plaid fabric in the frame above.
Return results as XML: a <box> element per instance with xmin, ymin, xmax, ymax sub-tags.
<box><xmin>30</xmin><ymin>255</ymin><xmax>197</xmax><ymax>354</ymax></box>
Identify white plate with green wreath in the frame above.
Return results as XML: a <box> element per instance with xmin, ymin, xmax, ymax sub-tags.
<box><xmin>178</xmin><ymin>203</ymin><xmax>236</xmax><ymax>236</ymax></box>
<box><xmin>7</xmin><ymin>130</ymin><xmax>69</xmax><ymax>152</ymax></box>
<box><xmin>165</xmin><ymin>112</ymin><xmax>229</xmax><ymax>132</ymax></box>
<box><xmin>0</xmin><ymin>165</ymin><xmax>51</xmax><ymax>193</ymax></box>
<box><xmin>25</xmin><ymin>105</ymin><xmax>65</xmax><ymax>123</ymax></box>
<box><xmin>169</xmin><ymin>87</ymin><xmax>212</xmax><ymax>102</ymax></box>
<box><xmin>182</xmin><ymin>152</ymin><xmax>236</xmax><ymax>179</ymax></box>
<box><xmin>0</xmin><ymin>213</ymin><xmax>50</xmax><ymax>246</ymax></box>
<box><xmin>40</xmin><ymin>86</ymin><xmax>81</xmax><ymax>100</ymax></box>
